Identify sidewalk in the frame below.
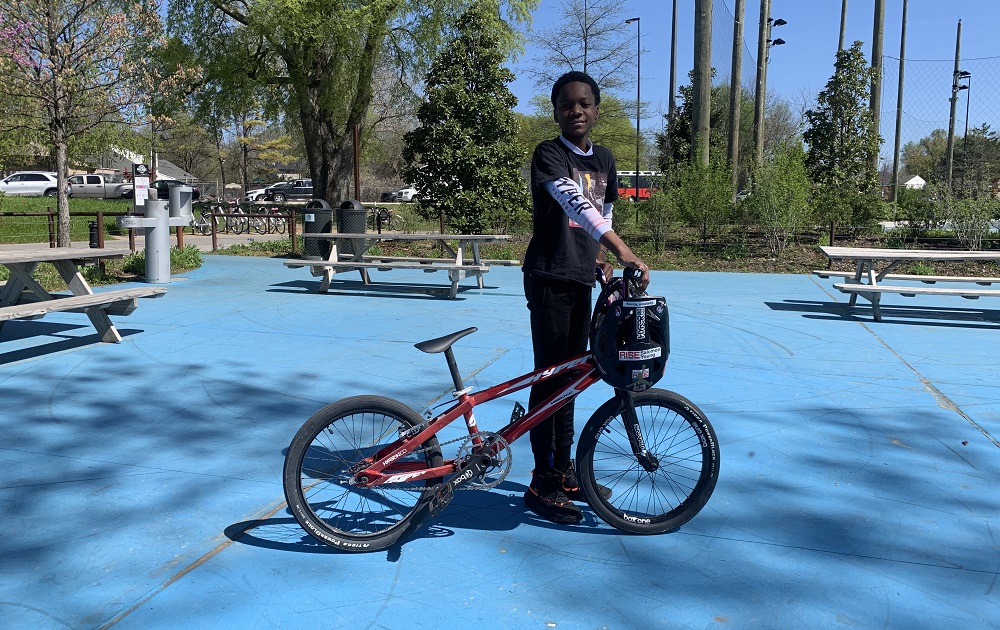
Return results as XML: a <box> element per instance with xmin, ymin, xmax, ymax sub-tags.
<box><xmin>0</xmin><ymin>230</ymin><xmax>290</xmax><ymax>253</ymax></box>
<box><xmin>0</xmin><ymin>257</ymin><xmax>997</xmax><ymax>629</ymax></box>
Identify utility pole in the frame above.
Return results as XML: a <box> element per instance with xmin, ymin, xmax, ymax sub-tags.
<box><xmin>693</xmin><ymin>0</ymin><xmax>712</xmax><ymax>166</ymax></box>
<box><xmin>946</xmin><ymin>19</ymin><xmax>963</xmax><ymax>188</ymax></box>
<box><xmin>839</xmin><ymin>0</ymin><xmax>848</xmax><ymax>52</ymax></box>
<box><xmin>727</xmin><ymin>0</ymin><xmax>746</xmax><ymax>192</ymax></box>
<box><xmin>752</xmin><ymin>0</ymin><xmax>770</xmax><ymax>169</ymax></box>
<box><xmin>871</xmin><ymin>0</ymin><xmax>885</xmax><ymax>174</ymax></box>
<box><xmin>664</xmin><ymin>0</ymin><xmax>678</xmax><ymax>184</ymax></box>
<box><xmin>890</xmin><ymin>0</ymin><xmax>908</xmax><ymax>207</ymax></box>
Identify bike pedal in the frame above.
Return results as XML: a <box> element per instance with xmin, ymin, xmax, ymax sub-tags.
<box><xmin>429</xmin><ymin>484</ymin><xmax>454</xmax><ymax>517</ymax></box>
<box><xmin>510</xmin><ymin>401</ymin><xmax>525</xmax><ymax>423</ymax></box>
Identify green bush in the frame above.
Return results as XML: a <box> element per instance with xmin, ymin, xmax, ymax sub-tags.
<box><xmin>123</xmin><ymin>245</ymin><xmax>203</xmax><ymax>275</ymax></box>
<box><xmin>742</xmin><ymin>145</ymin><xmax>812</xmax><ymax>257</ymax></box>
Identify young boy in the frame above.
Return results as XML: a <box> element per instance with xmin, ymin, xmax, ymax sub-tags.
<box><xmin>522</xmin><ymin>71</ymin><xmax>650</xmax><ymax>524</ymax></box>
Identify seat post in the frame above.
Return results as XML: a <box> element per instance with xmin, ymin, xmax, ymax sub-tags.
<box><xmin>444</xmin><ymin>348</ymin><xmax>465</xmax><ymax>392</ymax></box>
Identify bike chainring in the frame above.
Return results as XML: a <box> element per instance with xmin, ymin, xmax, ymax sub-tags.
<box><xmin>455</xmin><ymin>432</ymin><xmax>512</xmax><ymax>490</ymax></box>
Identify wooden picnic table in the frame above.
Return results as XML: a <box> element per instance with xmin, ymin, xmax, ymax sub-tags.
<box><xmin>0</xmin><ymin>247</ymin><xmax>166</xmax><ymax>343</ymax></box>
<box><xmin>815</xmin><ymin>245</ymin><xmax>1000</xmax><ymax>321</ymax></box>
<box><xmin>285</xmin><ymin>232</ymin><xmax>513</xmax><ymax>299</ymax></box>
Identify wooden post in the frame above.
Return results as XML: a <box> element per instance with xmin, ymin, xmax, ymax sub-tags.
<box><xmin>727</xmin><ymin>0</ymin><xmax>746</xmax><ymax>192</ymax></box>
<box><xmin>871</xmin><ymin>0</ymin><xmax>886</xmax><ymax>172</ymax></box>
<box><xmin>752</xmin><ymin>0</ymin><xmax>770</xmax><ymax>169</ymax></box>
<box><xmin>693</xmin><ymin>0</ymin><xmax>713</xmax><ymax>166</ymax></box>
<box><xmin>47</xmin><ymin>208</ymin><xmax>56</xmax><ymax>248</ymax></box>
<box><xmin>890</xmin><ymin>0</ymin><xmax>908</xmax><ymax>209</ymax></box>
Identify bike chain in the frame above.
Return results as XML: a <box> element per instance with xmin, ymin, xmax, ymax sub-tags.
<box><xmin>405</xmin><ymin>430</ymin><xmax>510</xmax><ymax>491</ymax></box>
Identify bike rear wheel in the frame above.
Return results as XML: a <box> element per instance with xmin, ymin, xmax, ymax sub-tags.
<box><xmin>576</xmin><ymin>389</ymin><xmax>719</xmax><ymax>534</ymax></box>
<box><xmin>283</xmin><ymin>395</ymin><xmax>443</xmax><ymax>552</ymax></box>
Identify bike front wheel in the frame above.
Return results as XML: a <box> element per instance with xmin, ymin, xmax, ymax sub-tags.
<box><xmin>283</xmin><ymin>395</ymin><xmax>443</xmax><ymax>552</ymax></box>
<box><xmin>577</xmin><ymin>389</ymin><xmax>719</xmax><ymax>534</ymax></box>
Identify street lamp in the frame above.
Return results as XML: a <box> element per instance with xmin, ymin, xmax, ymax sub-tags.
<box><xmin>625</xmin><ymin>17</ymin><xmax>641</xmax><ymax>214</ymax></box>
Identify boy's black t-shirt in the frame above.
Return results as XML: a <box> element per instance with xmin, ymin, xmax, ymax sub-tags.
<box><xmin>523</xmin><ymin>138</ymin><xmax>618</xmax><ymax>287</ymax></box>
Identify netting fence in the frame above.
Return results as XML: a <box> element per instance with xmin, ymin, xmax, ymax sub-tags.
<box><xmin>880</xmin><ymin>54</ymin><xmax>1000</xmax><ymax>195</ymax></box>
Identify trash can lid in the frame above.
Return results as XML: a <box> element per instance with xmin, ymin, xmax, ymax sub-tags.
<box><xmin>306</xmin><ymin>199</ymin><xmax>332</xmax><ymax>209</ymax></box>
<box><xmin>339</xmin><ymin>200</ymin><xmax>364</xmax><ymax>210</ymax></box>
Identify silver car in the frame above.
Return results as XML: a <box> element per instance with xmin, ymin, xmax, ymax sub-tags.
<box><xmin>0</xmin><ymin>171</ymin><xmax>60</xmax><ymax>196</ymax></box>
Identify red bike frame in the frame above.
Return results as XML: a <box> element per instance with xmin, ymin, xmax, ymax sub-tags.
<box><xmin>353</xmin><ymin>352</ymin><xmax>606</xmax><ymax>487</ymax></box>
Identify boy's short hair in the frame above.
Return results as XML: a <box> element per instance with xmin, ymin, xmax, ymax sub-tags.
<box><xmin>551</xmin><ymin>71</ymin><xmax>601</xmax><ymax>107</ymax></box>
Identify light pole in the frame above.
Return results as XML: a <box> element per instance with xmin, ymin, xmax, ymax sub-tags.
<box><xmin>959</xmin><ymin>70</ymin><xmax>971</xmax><ymax>191</ymax></box>
<box><xmin>752</xmin><ymin>8</ymin><xmax>785</xmax><ymax>169</ymax></box>
<box><xmin>625</xmin><ymin>17</ymin><xmax>641</xmax><ymax>216</ymax></box>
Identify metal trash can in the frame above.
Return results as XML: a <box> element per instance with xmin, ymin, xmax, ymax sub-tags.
<box><xmin>303</xmin><ymin>199</ymin><xmax>333</xmax><ymax>259</ymax></box>
<box><xmin>336</xmin><ymin>200</ymin><xmax>366</xmax><ymax>255</ymax></box>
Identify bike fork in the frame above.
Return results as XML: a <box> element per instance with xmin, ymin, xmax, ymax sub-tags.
<box><xmin>618</xmin><ymin>390</ymin><xmax>659</xmax><ymax>472</ymax></box>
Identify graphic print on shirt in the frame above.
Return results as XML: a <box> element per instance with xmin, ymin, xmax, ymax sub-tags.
<box><xmin>563</xmin><ymin>168</ymin><xmax>608</xmax><ymax>229</ymax></box>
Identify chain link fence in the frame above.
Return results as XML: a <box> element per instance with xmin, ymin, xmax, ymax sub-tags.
<box><xmin>880</xmin><ymin>54</ymin><xmax>1000</xmax><ymax>192</ymax></box>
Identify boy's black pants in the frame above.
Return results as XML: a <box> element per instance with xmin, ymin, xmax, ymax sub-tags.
<box><xmin>523</xmin><ymin>272</ymin><xmax>593</xmax><ymax>471</ymax></box>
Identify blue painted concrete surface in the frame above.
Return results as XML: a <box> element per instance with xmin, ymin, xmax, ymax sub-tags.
<box><xmin>1</xmin><ymin>255</ymin><xmax>998</xmax><ymax>629</ymax></box>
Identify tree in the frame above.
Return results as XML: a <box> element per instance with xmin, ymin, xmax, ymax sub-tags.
<box><xmin>0</xmin><ymin>0</ymin><xmax>178</xmax><ymax>246</ymax></box>
<box><xmin>741</xmin><ymin>143</ymin><xmax>812</xmax><ymax>257</ymax></box>
<box><xmin>402</xmin><ymin>0</ymin><xmax>528</xmax><ymax>234</ymax></box>
<box><xmin>670</xmin><ymin>158</ymin><xmax>734</xmax><ymax>243</ymax></box>
<box><xmin>526</xmin><ymin>0</ymin><xmax>637</xmax><ymax>93</ymax></box>
<box><xmin>169</xmin><ymin>0</ymin><xmax>536</xmax><ymax>207</ymax></box>
<box><xmin>803</xmin><ymin>41</ymin><xmax>882</xmax><ymax>226</ymax></box>
<box><xmin>901</xmin><ymin>128</ymin><xmax>947</xmax><ymax>183</ymax></box>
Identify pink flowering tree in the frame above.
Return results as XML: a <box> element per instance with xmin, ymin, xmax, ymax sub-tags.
<box><xmin>0</xmin><ymin>0</ymin><xmax>198</xmax><ymax>246</ymax></box>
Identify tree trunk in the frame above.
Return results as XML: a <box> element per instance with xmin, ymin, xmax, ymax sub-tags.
<box><xmin>50</xmin><ymin>88</ymin><xmax>71</xmax><ymax>247</ymax></box>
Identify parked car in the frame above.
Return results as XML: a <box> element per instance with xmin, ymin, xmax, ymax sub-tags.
<box><xmin>380</xmin><ymin>190</ymin><xmax>398</xmax><ymax>202</ymax></box>
<box><xmin>246</xmin><ymin>182</ymin><xmax>285</xmax><ymax>202</ymax></box>
<box><xmin>0</xmin><ymin>171</ymin><xmax>60</xmax><ymax>197</ymax></box>
<box><xmin>67</xmin><ymin>173</ymin><xmax>134</xmax><ymax>199</ymax></box>
<box><xmin>393</xmin><ymin>186</ymin><xmax>420</xmax><ymax>202</ymax></box>
<box><xmin>263</xmin><ymin>179</ymin><xmax>313</xmax><ymax>202</ymax></box>
<box><xmin>150</xmin><ymin>179</ymin><xmax>201</xmax><ymax>201</ymax></box>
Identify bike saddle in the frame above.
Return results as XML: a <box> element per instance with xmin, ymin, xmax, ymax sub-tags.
<box><xmin>414</xmin><ymin>327</ymin><xmax>477</xmax><ymax>354</ymax></box>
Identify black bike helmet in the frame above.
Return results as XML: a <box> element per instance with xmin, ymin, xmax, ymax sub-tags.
<box><xmin>590</xmin><ymin>269</ymin><xmax>670</xmax><ymax>392</ymax></box>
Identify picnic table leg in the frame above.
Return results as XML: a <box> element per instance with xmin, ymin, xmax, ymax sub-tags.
<box><xmin>470</xmin><ymin>242</ymin><xmax>485</xmax><ymax>289</ymax></box>
<box><xmin>52</xmin><ymin>259</ymin><xmax>123</xmax><ymax>343</ymax></box>
<box><xmin>848</xmin><ymin>260</ymin><xmax>865</xmax><ymax>306</ymax></box>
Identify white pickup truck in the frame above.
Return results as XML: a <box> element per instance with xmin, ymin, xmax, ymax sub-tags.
<box><xmin>67</xmin><ymin>173</ymin><xmax>134</xmax><ymax>199</ymax></box>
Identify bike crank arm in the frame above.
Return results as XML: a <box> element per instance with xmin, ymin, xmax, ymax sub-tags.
<box><xmin>618</xmin><ymin>390</ymin><xmax>659</xmax><ymax>472</ymax></box>
<box><xmin>428</xmin><ymin>453</ymin><xmax>494</xmax><ymax>517</ymax></box>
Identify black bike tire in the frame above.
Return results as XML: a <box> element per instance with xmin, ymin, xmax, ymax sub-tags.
<box><xmin>283</xmin><ymin>395</ymin><xmax>443</xmax><ymax>552</ymax></box>
<box><xmin>576</xmin><ymin>389</ymin><xmax>719</xmax><ymax>534</ymax></box>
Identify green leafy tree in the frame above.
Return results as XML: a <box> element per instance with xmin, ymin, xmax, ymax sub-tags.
<box><xmin>741</xmin><ymin>144</ymin><xmax>812</xmax><ymax>257</ymax></box>
<box><xmin>169</xmin><ymin>0</ymin><xmax>536</xmax><ymax>206</ymax></box>
<box><xmin>803</xmin><ymin>41</ymin><xmax>882</xmax><ymax>226</ymax></box>
<box><xmin>402</xmin><ymin>0</ymin><xmax>529</xmax><ymax>234</ymax></box>
<box><xmin>670</xmin><ymin>157</ymin><xmax>734</xmax><ymax>243</ymax></box>
<box><xmin>901</xmin><ymin>128</ymin><xmax>947</xmax><ymax>183</ymax></box>
<box><xmin>0</xmin><ymin>0</ymin><xmax>182</xmax><ymax>246</ymax></box>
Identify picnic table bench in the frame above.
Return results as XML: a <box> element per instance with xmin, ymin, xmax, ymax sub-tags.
<box><xmin>816</xmin><ymin>245</ymin><xmax>1000</xmax><ymax>321</ymax></box>
<box><xmin>285</xmin><ymin>232</ymin><xmax>512</xmax><ymax>299</ymax></box>
<box><xmin>0</xmin><ymin>247</ymin><xmax>166</xmax><ymax>343</ymax></box>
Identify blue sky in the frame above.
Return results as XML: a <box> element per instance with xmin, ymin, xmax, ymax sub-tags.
<box><xmin>509</xmin><ymin>0</ymin><xmax>1000</xmax><ymax>153</ymax></box>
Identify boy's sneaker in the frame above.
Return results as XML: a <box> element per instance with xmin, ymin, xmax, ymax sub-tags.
<box><xmin>558</xmin><ymin>460</ymin><xmax>612</xmax><ymax>502</ymax></box>
<box><xmin>524</xmin><ymin>469</ymin><xmax>582</xmax><ymax>524</ymax></box>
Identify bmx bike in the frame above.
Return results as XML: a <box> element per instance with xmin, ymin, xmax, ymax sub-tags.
<box><xmin>282</xmin><ymin>273</ymin><xmax>719</xmax><ymax>552</ymax></box>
